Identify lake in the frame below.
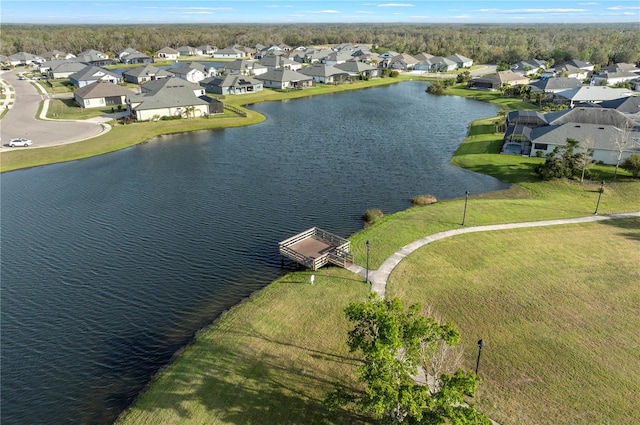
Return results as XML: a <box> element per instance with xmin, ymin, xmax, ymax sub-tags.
<box><xmin>0</xmin><ymin>81</ymin><xmax>507</xmax><ymax>424</ymax></box>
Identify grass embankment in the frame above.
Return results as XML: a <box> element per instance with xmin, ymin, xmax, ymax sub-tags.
<box><xmin>117</xmin><ymin>111</ymin><xmax>640</xmax><ymax>425</ymax></box>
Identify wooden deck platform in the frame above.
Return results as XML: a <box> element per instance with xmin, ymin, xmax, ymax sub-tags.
<box><xmin>279</xmin><ymin>227</ymin><xmax>354</xmax><ymax>270</ymax></box>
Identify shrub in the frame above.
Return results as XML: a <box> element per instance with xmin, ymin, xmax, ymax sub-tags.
<box><xmin>622</xmin><ymin>153</ymin><xmax>640</xmax><ymax>178</ymax></box>
<box><xmin>362</xmin><ymin>209</ymin><xmax>384</xmax><ymax>225</ymax></box>
<box><xmin>411</xmin><ymin>194</ymin><xmax>438</xmax><ymax>206</ymax></box>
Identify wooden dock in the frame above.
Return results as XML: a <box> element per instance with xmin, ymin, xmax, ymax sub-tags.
<box><xmin>279</xmin><ymin>227</ymin><xmax>354</xmax><ymax>270</ymax></box>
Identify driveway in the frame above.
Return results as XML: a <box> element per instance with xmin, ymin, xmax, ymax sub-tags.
<box><xmin>0</xmin><ymin>70</ymin><xmax>109</xmax><ymax>151</ymax></box>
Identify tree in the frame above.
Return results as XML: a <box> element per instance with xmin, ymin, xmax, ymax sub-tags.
<box><xmin>621</xmin><ymin>153</ymin><xmax>640</xmax><ymax>178</ymax></box>
<box><xmin>535</xmin><ymin>138</ymin><xmax>589</xmax><ymax>181</ymax></box>
<box><xmin>326</xmin><ymin>294</ymin><xmax>489</xmax><ymax>424</ymax></box>
<box><xmin>612</xmin><ymin>124</ymin><xmax>633</xmax><ymax>181</ymax></box>
<box><xmin>426</xmin><ymin>81</ymin><xmax>445</xmax><ymax>95</ymax></box>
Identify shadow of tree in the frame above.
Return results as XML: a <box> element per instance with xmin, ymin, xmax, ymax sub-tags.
<box><xmin>598</xmin><ymin>217</ymin><xmax>640</xmax><ymax>242</ymax></box>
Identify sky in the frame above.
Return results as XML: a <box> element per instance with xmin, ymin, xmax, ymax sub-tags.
<box><xmin>1</xmin><ymin>0</ymin><xmax>639</xmax><ymax>24</ymax></box>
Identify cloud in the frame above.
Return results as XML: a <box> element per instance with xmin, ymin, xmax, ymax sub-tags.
<box><xmin>478</xmin><ymin>8</ymin><xmax>587</xmax><ymax>14</ymax></box>
<box><xmin>378</xmin><ymin>3</ymin><xmax>414</xmax><ymax>7</ymax></box>
<box><xmin>607</xmin><ymin>6</ymin><xmax>640</xmax><ymax>10</ymax></box>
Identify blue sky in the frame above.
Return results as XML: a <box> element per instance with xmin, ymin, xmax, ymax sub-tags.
<box><xmin>2</xmin><ymin>1</ymin><xmax>639</xmax><ymax>24</ymax></box>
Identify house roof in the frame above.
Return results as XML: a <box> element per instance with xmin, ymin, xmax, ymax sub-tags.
<box><xmin>201</xmin><ymin>74</ymin><xmax>261</xmax><ymax>88</ymax></box>
<box><xmin>389</xmin><ymin>53</ymin><xmax>419</xmax><ymax>65</ymax></box>
<box><xmin>334</xmin><ymin>60</ymin><xmax>377</xmax><ymax>73</ymax></box>
<box><xmin>259</xmin><ymin>54</ymin><xmax>298</xmax><ymax>68</ymax></box>
<box><xmin>555</xmin><ymin>86</ymin><xmax>633</xmax><ymax>102</ymax></box>
<box><xmin>447</xmin><ymin>53</ymin><xmax>473</xmax><ymax>63</ymax></box>
<box><xmin>9</xmin><ymin>52</ymin><xmax>42</xmax><ymax>61</ymax></box>
<box><xmin>140</xmin><ymin>76</ymin><xmax>202</xmax><ymax>95</ymax></box>
<box><xmin>254</xmin><ymin>68</ymin><xmax>311</xmax><ymax>83</ymax></box>
<box><xmin>299</xmin><ymin>64</ymin><xmax>348</xmax><ymax>78</ymax></box>
<box><xmin>414</xmin><ymin>52</ymin><xmax>434</xmax><ymax>61</ymax></box>
<box><xmin>157</xmin><ymin>47</ymin><xmax>179</xmax><ymax>55</ymax></box>
<box><xmin>122</xmin><ymin>65</ymin><xmax>173</xmax><ymax>79</ymax></box>
<box><xmin>598</xmin><ymin>96</ymin><xmax>640</xmax><ymax>115</ymax></box>
<box><xmin>69</xmin><ymin>65</ymin><xmax>119</xmax><ymax>81</ymax></box>
<box><xmin>129</xmin><ymin>79</ymin><xmax>208</xmax><ymax>111</ymax></box>
<box><xmin>215</xmin><ymin>47</ymin><xmax>244</xmax><ymax>55</ymax></box>
<box><xmin>74</xmin><ymin>80</ymin><xmax>134</xmax><ymax>99</ymax></box>
<box><xmin>49</xmin><ymin>61</ymin><xmax>88</xmax><ymax>74</ymax></box>
<box><xmin>530</xmin><ymin>122</ymin><xmax>637</xmax><ymax>151</ymax></box>
<box><xmin>529</xmin><ymin>77</ymin><xmax>583</xmax><ymax>92</ymax></box>
<box><xmin>545</xmin><ymin>107</ymin><xmax>639</xmax><ymax>128</ymax></box>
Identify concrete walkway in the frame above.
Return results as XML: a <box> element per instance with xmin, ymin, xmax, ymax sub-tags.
<box><xmin>348</xmin><ymin>212</ymin><xmax>640</xmax><ymax>297</ymax></box>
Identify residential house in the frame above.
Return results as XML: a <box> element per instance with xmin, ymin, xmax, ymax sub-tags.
<box><xmin>502</xmin><ymin>107</ymin><xmax>640</xmax><ymax>164</ymax></box>
<box><xmin>299</xmin><ymin>64</ymin><xmax>349</xmax><ymax>84</ymax></box>
<box><xmin>69</xmin><ymin>65</ymin><xmax>120</xmax><ymax>87</ymax></box>
<box><xmin>414</xmin><ymin>56</ymin><xmax>457</xmax><ymax>72</ymax></box>
<box><xmin>40</xmin><ymin>50</ymin><xmax>75</xmax><ymax>61</ymax></box>
<box><xmin>414</xmin><ymin>52</ymin><xmax>434</xmax><ymax>62</ymax></box>
<box><xmin>224</xmin><ymin>59</ymin><xmax>267</xmax><ymax>76</ymax></box>
<box><xmin>255</xmin><ymin>69</ymin><xmax>313</xmax><ymax>89</ymax></box>
<box><xmin>231</xmin><ymin>45</ymin><xmax>256</xmax><ymax>58</ymax></box>
<box><xmin>177</xmin><ymin>46</ymin><xmax>197</xmax><ymax>56</ymax></box>
<box><xmin>469</xmin><ymin>71</ymin><xmax>529</xmax><ymax>90</ymax></box>
<box><xmin>378</xmin><ymin>51</ymin><xmax>400</xmax><ymax>60</ymax></box>
<box><xmin>75</xmin><ymin>49</ymin><xmax>114</xmax><ymax>66</ymax></box>
<box><xmin>46</xmin><ymin>61</ymin><xmax>88</xmax><ymax>79</ymax></box>
<box><xmin>555</xmin><ymin>86</ymin><xmax>633</xmax><ymax>107</ymax></box>
<box><xmin>334</xmin><ymin>60</ymin><xmax>380</xmax><ymax>79</ymax></box>
<box><xmin>446</xmin><ymin>53</ymin><xmax>473</xmax><ymax>68</ymax></box>
<box><xmin>596</xmin><ymin>96</ymin><xmax>640</xmax><ymax>117</ymax></box>
<box><xmin>511</xmin><ymin>59</ymin><xmax>546</xmax><ymax>76</ymax></box>
<box><xmin>200</xmin><ymin>75</ymin><xmax>263</xmax><ymax>95</ymax></box>
<box><xmin>73</xmin><ymin>80</ymin><xmax>135</xmax><ymax>108</ymax></box>
<box><xmin>157</xmin><ymin>47</ymin><xmax>179</xmax><ymax>61</ymax></box>
<box><xmin>122</xmin><ymin>65</ymin><xmax>173</xmax><ymax>84</ymax></box>
<box><xmin>528</xmin><ymin>77</ymin><xmax>583</xmax><ymax>94</ymax></box>
<box><xmin>542</xmin><ymin>60</ymin><xmax>593</xmax><ymax>80</ymax></box>
<box><xmin>387</xmin><ymin>53</ymin><xmax>419</xmax><ymax>71</ymax></box>
<box><xmin>196</xmin><ymin>45</ymin><xmax>217</xmax><ymax>55</ymax></box>
<box><xmin>213</xmin><ymin>47</ymin><xmax>246</xmax><ymax>59</ymax></box>
<box><xmin>118</xmin><ymin>47</ymin><xmax>139</xmax><ymax>61</ymax></box>
<box><xmin>259</xmin><ymin>54</ymin><xmax>302</xmax><ymax>71</ymax></box>
<box><xmin>8</xmin><ymin>52</ymin><xmax>44</xmax><ymax>66</ymax></box>
<box><xmin>168</xmin><ymin>62</ymin><xmax>216</xmax><ymax>83</ymax></box>
<box><xmin>300</xmin><ymin>48</ymin><xmax>333</xmax><ymax>64</ymax></box>
<box><xmin>122</xmin><ymin>52</ymin><xmax>153</xmax><ymax>65</ymax></box>
<box><xmin>591</xmin><ymin>63</ymin><xmax>640</xmax><ymax>86</ymax></box>
<box><xmin>323</xmin><ymin>50</ymin><xmax>354</xmax><ymax>67</ymax></box>
<box><xmin>127</xmin><ymin>76</ymin><xmax>222</xmax><ymax>120</ymax></box>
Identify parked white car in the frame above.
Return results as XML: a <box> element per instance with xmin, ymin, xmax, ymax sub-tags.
<box><xmin>9</xmin><ymin>138</ymin><xmax>32</xmax><ymax>147</ymax></box>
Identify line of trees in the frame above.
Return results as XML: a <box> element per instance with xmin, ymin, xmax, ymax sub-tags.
<box><xmin>2</xmin><ymin>23</ymin><xmax>639</xmax><ymax>67</ymax></box>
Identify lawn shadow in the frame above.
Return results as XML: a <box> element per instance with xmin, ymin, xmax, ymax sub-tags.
<box><xmin>598</xmin><ymin>217</ymin><xmax>640</xmax><ymax>242</ymax></box>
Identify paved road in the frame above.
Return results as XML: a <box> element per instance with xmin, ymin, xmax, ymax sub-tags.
<box><xmin>0</xmin><ymin>70</ymin><xmax>109</xmax><ymax>151</ymax></box>
<box><xmin>349</xmin><ymin>212</ymin><xmax>640</xmax><ymax>297</ymax></box>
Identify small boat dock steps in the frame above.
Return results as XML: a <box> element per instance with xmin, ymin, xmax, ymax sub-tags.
<box><xmin>279</xmin><ymin>227</ymin><xmax>355</xmax><ymax>270</ymax></box>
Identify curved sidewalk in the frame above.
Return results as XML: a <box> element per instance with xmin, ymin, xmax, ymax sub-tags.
<box><xmin>348</xmin><ymin>212</ymin><xmax>640</xmax><ymax>297</ymax></box>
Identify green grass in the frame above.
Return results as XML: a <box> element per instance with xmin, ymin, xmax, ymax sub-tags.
<box><xmin>116</xmin><ymin>104</ymin><xmax>640</xmax><ymax>425</ymax></box>
<box><xmin>388</xmin><ymin>220</ymin><xmax>640</xmax><ymax>425</ymax></box>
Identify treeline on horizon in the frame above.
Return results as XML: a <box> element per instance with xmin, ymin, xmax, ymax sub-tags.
<box><xmin>2</xmin><ymin>23</ymin><xmax>639</xmax><ymax>66</ymax></box>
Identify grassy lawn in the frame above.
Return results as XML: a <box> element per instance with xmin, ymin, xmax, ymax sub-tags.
<box><xmin>116</xmin><ymin>108</ymin><xmax>640</xmax><ymax>424</ymax></box>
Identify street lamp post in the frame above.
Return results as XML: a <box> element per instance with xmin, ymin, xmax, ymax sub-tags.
<box><xmin>475</xmin><ymin>339</ymin><xmax>486</xmax><ymax>374</ymax></box>
<box><xmin>365</xmin><ymin>240</ymin><xmax>370</xmax><ymax>284</ymax></box>
<box><xmin>593</xmin><ymin>180</ymin><xmax>605</xmax><ymax>215</ymax></box>
<box><xmin>461</xmin><ymin>190</ymin><xmax>470</xmax><ymax>225</ymax></box>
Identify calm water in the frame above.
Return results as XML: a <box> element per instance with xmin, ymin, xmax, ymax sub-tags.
<box><xmin>1</xmin><ymin>82</ymin><xmax>506</xmax><ymax>424</ymax></box>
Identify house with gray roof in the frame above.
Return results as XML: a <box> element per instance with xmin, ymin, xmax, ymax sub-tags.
<box><xmin>224</xmin><ymin>59</ymin><xmax>268</xmax><ymax>76</ymax></box>
<box><xmin>254</xmin><ymin>69</ymin><xmax>313</xmax><ymax>89</ymax></box>
<box><xmin>168</xmin><ymin>62</ymin><xmax>216</xmax><ymax>83</ymax></box>
<box><xmin>259</xmin><ymin>54</ymin><xmax>302</xmax><ymax>71</ymax></box>
<box><xmin>156</xmin><ymin>47</ymin><xmax>179</xmax><ymax>60</ymax></box>
<box><xmin>591</xmin><ymin>63</ymin><xmax>640</xmax><ymax>86</ymax></box>
<box><xmin>414</xmin><ymin>56</ymin><xmax>457</xmax><ymax>72</ymax></box>
<box><xmin>122</xmin><ymin>65</ymin><xmax>173</xmax><ymax>84</ymax></box>
<box><xmin>74</xmin><ymin>80</ymin><xmax>135</xmax><ymax>108</ymax></box>
<box><xmin>446</xmin><ymin>53</ymin><xmax>473</xmax><ymax>68</ymax></box>
<box><xmin>334</xmin><ymin>60</ymin><xmax>379</xmax><ymax>79</ymax></box>
<box><xmin>511</xmin><ymin>59</ymin><xmax>546</xmax><ymax>76</ymax></box>
<box><xmin>127</xmin><ymin>76</ymin><xmax>221</xmax><ymax>120</ymax></box>
<box><xmin>299</xmin><ymin>64</ymin><xmax>349</xmax><ymax>84</ymax></box>
<box><xmin>213</xmin><ymin>47</ymin><xmax>246</xmax><ymax>59</ymax></box>
<box><xmin>196</xmin><ymin>45</ymin><xmax>217</xmax><ymax>55</ymax></box>
<box><xmin>529</xmin><ymin>77</ymin><xmax>583</xmax><ymax>94</ymax></box>
<box><xmin>46</xmin><ymin>61</ymin><xmax>88</xmax><ymax>79</ymax></box>
<box><xmin>301</xmin><ymin>48</ymin><xmax>333</xmax><ymax>64</ymax></box>
<box><xmin>200</xmin><ymin>75</ymin><xmax>263</xmax><ymax>95</ymax></box>
<box><xmin>69</xmin><ymin>65</ymin><xmax>120</xmax><ymax>87</ymax></box>
<box><xmin>121</xmin><ymin>52</ymin><xmax>153</xmax><ymax>65</ymax></box>
<box><xmin>555</xmin><ymin>86</ymin><xmax>633</xmax><ymax>106</ymax></box>
<box><xmin>324</xmin><ymin>50</ymin><xmax>354</xmax><ymax>67</ymax></box>
<box><xmin>177</xmin><ymin>46</ymin><xmax>197</xmax><ymax>56</ymax></box>
<box><xmin>75</xmin><ymin>49</ymin><xmax>114</xmax><ymax>66</ymax></box>
<box><xmin>502</xmin><ymin>107</ymin><xmax>640</xmax><ymax>164</ymax></box>
<box><xmin>385</xmin><ymin>53</ymin><xmax>419</xmax><ymax>71</ymax></box>
<box><xmin>8</xmin><ymin>52</ymin><xmax>44</xmax><ymax>66</ymax></box>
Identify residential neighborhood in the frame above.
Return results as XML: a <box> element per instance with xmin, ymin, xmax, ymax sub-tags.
<box><xmin>2</xmin><ymin>41</ymin><xmax>640</xmax><ymax>165</ymax></box>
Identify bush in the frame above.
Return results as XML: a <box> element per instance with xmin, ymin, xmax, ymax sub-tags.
<box><xmin>622</xmin><ymin>153</ymin><xmax>640</xmax><ymax>178</ymax></box>
<box><xmin>362</xmin><ymin>209</ymin><xmax>384</xmax><ymax>225</ymax></box>
<box><xmin>411</xmin><ymin>194</ymin><xmax>438</xmax><ymax>206</ymax></box>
